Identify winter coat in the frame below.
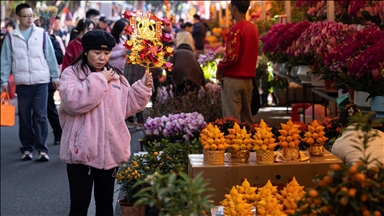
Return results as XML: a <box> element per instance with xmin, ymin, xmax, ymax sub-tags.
<box><xmin>169</xmin><ymin>43</ymin><xmax>205</xmax><ymax>87</ymax></box>
<box><xmin>59</xmin><ymin>61</ymin><xmax>152</xmax><ymax>169</ymax></box>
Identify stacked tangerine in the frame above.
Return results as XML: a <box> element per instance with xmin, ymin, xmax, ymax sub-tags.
<box><xmin>278</xmin><ymin>119</ymin><xmax>302</xmax><ymax>148</ymax></box>
<box><xmin>199</xmin><ymin>123</ymin><xmax>229</xmax><ymax>151</ymax></box>
<box><xmin>226</xmin><ymin>123</ymin><xmax>253</xmax><ymax>151</ymax></box>
<box><xmin>252</xmin><ymin>119</ymin><xmax>277</xmax><ymax>151</ymax></box>
<box><xmin>301</xmin><ymin>120</ymin><xmax>328</xmax><ymax>145</ymax></box>
<box><xmin>253</xmin><ymin>180</ymin><xmax>285</xmax><ymax>216</ymax></box>
<box><xmin>275</xmin><ymin>177</ymin><xmax>306</xmax><ymax>215</ymax></box>
<box><xmin>220</xmin><ymin>178</ymin><xmax>257</xmax><ymax>216</ymax></box>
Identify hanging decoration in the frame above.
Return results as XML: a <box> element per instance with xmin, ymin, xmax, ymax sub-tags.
<box><xmin>122</xmin><ymin>10</ymin><xmax>174</xmax><ymax>71</ymax></box>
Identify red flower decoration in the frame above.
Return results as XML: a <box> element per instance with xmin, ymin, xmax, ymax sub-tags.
<box><xmin>122</xmin><ymin>10</ymin><xmax>132</xmax><ymax>19</ymax></box>
<box><xmin>125</xmin><ymin>25</ymin><xmax>134</xmax><ymax>35</ymax></box>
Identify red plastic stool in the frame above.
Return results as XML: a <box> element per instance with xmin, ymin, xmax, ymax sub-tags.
<box><xmin>291</xmin><ymin>103</ymin><xmax>311</xmax><ymax>122</ymax></box>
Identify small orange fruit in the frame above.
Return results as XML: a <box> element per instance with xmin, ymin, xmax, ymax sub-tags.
<box><xmin>308</xmin><ymin>189</ymin><xmax>318</xmax><ymax>198</ymax></box>
<box><xmin>153</xmin><ymin>152</ymin><xmax>159</xmax><ymax>157</ymax></box>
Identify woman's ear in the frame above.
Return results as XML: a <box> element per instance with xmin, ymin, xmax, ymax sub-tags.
<box><xmin>84</xmin><ymin>51</ymin><xmax>88</xmax><ymax>56</ymax></box>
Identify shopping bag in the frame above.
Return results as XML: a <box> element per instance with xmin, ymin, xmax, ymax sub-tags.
<box><xmin>1</xmin><ymin>92</ymin><xmax>15</xmax><ymax>126</ymax></box>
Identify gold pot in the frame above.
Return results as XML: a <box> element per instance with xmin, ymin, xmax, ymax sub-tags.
<box><xmin>205</xmin><ymin>150</ymin><xmax>225</xmax><ymax>165</ymax></box>
<box><xmin>256</xmin><ymin>150</ymin><xmax>274</xmax><ymax>164</ymax></box>
<box><xmin>281</xmin><ymin>147</ymin><xmax>300</xmax><ymax>162</ymax></box>
<box><xmin>236</xmin><ymin>150</ymin><xmax>250</xmax><ymax>163</ymax></box>
<box><xmin>308</xmin><ymin>143</ymin><xmax>324</xmax><ymax>156</ymax></box>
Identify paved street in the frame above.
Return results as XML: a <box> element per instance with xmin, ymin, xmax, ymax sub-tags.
<box><xmin>1</xmin><ymin>96</ymin><xmax>146</xmax><ymax>216</ymax></box>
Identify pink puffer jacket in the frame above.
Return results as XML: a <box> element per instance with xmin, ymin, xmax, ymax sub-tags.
<box><xmin>59</xmin><ymin>62</ymin><xmax>151</xmax><ymax>169</ymax></box>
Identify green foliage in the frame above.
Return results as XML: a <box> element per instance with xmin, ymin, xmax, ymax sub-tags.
<box><xmin>133</xmin><ymin>171</ymin><xmax>214</xmax><ymax>216</ymax></box>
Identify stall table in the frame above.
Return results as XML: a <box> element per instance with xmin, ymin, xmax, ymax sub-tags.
<box><xmin>188</xmin><ymin>151</ymin><xmax>342</xmax><ymax>205</ymax></box>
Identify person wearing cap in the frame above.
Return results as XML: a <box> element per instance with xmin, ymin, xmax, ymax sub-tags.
<box><xmin>59</xmin><ymin>30</ymin><xmax>153</xmax><ymax>215</ymax></box>
<box><xmin>98</xmin><ymin>16</ymin><xmax>111</xmax><ymax>33</ymax></box>
<box><xmin>331</xmin><ymin>104</ymin><xmax>384</xmax><ymax>168</ymax></box>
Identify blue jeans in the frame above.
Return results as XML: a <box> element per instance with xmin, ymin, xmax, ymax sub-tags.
<box><xmin>16</xmin><ymin>84</ymin><xmax>49</xmax><ymax>153</ymax></box>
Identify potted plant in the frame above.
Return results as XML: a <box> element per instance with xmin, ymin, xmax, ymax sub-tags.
<box><xmin>116</xmin><ymin>155</ymin><xmax>151</xmax><ymax>216</ymax></box>
<box><xmin>133</xmin><ymin>171</ymin><xmax>215</xmax><ymax>215</ymax></box>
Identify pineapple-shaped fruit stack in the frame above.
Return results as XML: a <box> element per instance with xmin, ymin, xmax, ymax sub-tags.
<box><xmin>252</xmin><ymin>119</ymin><xmax>277</xmax><ymax>151</ymax></box>
<box><xmin>253</xmin><ymin>180</ymin><xmax>285</xmax><ymax>216</ymax></box>
<box><xmin>220</xmin><ymin>179</ymin><xmax>256</xmax><ymax>216</ymax></box>
<box><xmin>278</xmin><ymin>119</ymin><xmax>302</xmax><ymax>160</ymax></box>
<box><xmin>301</xmin><ymin>120</ymin><xmax>328</xmax><ymax>146</ymax></box>
<box><xmin>275</xmin><ymin>177</ymin><xmax>306</xmax><ymax>215</ymax></box>
<box><xmin>278</xmin><ymin>119</ymin><xmax>301</xmax><ymax>148</ymax></box>
<box><xmin>200</xmin><ymin>123</ymin><xmax>229</xmax><ymax>151</ymax></box>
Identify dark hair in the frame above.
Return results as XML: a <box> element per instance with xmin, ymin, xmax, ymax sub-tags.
<box><xmin>6</xmin><ymin>21</ymin><xmax>16</xmax><ymax>30</ymax></box>
<box><xmin>70</xmin><ymin>51</ymin><xmax>124</xmax><ymax>83</ymax></box>
<box><xmin>74</xmin><ymin>18</ymin><xmax>94</xmax><ymax>35</ymax></box>
<box><xmin>181</xmin><ymin>22</ymin><xmax>193</xmax><ymax>29</ymax></box>
<box><xmin>4</xmin><ymin>17</ymin><xmax>13</xmax><ymax>22</ymax></box>
<box><xmin>16</xmin><ymin>3</ymin><xmax>31</xmax><ymax>15</ymax></box>
<box><xmin>55</xmin><ymin>16</ymin><xmax>61</xmax><ymax>20</ymax></box>
<box><xmin>339</xmin><ymin>104</ymin><xmax>362</xmax><ymax>126</ymax></box>
<box><xmin>86</xmin><ymin>9</ymin><xmax>100</xmax><ymax>19</ymax></box>
<box><xmin>178</xmin><ymin>18</ymin><xmax>184</xmax><ymax>23</ymax></box>
<box><xmin>231</xmin><ymin>0</ymin><xmax>250</xmax><ymax>14</ymax></box>
<box><xmin>111</xmin><ymin>19</ymin><xmax>127</xmax><ymax>44</ymax></box>
<box><xmin>193</xmin><ymin>14</ymin><xmax>200</xmax><ymax>20</ymax></box>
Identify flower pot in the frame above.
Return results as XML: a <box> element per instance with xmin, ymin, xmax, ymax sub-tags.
<box><xmin>230</xmin><ymin>149</ymin><xmax>239</xmax><ymax>159</ymax></box>
<box><xmin>279</xmin><ymin>62</ymin><xmax>287</xmax><ymax>74</ymax></box>
<box><xmin>256</xmin><ymin>150</ymin><xmax>274</xmax><ymax>164</ymax></box>
<box><xmin>297</xmin><ymin>65</ymin><xmax>312</xmax><ymax>84</ymax></box>
<box><xmin>324</xmin><ymin>80</ymin><xmax>337</xmax><ymax>92</ymax></box>
<box><xmin>338</xmin><ymin>89</ymin><xmax>348</xmax><ymax>98</ymax></box>
<box><xmin>354</xmin><ymin>91</ymin><xmax>371</xmax><ymax>112</ymax></box>
<box><xmin>236</xmin><ymin>150</ymin><xmax>250</xmax><ymax>163</ymax></box>
<box><xmin>371</xmin><ymin>96</ymin><xmax>384</xmax><ymax>118</ymax></box>
<box><xmin>291</xmin><ymin>66</ymin><xmax>299</xmax><ymax>78</ymax></box>
<box><xmin>349</xmin><ymin>89</ymin><xmax>355</xmax><ymax>103</ymax></box>
<box><xmin>205</xmin><ymin>150</ymin><xmax>225</xmax><ymax>165</ymax></box>
<box><xmin>311</xmin><ymin>74</ymin><xmax>324</xmax><ymax>88</ymax></box>
<box><xmin>118</xmin><ymin>199</ymin><xmax>146</xmax><ymax>216</ymax></box>
<box><xmin>280</xmin><ymin>147</ymin><xmax>300</xmax><ymax>162</ymax></box>
<box><xmin>308</xmin><ymin>143</ymin><xmax>324</xmax><ymax>157</ymax></box>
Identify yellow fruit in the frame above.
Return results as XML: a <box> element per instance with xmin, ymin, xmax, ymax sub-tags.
<box><xmin>253</xmin><ymin>145</ymin><xmax>260</xmax><ymax>151</ymax></box>
<box><xmin>278</xmin><ymin>136</ymin><xmax>286</xmax><ymax>141</ymax></box>
<box><xmin>268</xmin><ymin>143</ymin><xmax>277</xmax><ymax>150</ymax></box>
<box><xmin>207</xmin><ymin>139</ymin><xmax>214</xmax><ymax>144</ymax></box>
<box><xmin>232</xmin><ymin>144</ymin><xmax>240</xmax><ymax>151</ymax></box>
<box><xmin>316</xmin><ymin>126</ymin><xmax>325</xmax><ymax>133</ymax></box>
<box><xmin>211</xmin><ymin>144</ymin><xmax>218</xmax><ymax>151</ymax></box>
<box><xmin>304</xmin><ymin>131</ymin><xmax>312</xmax><ymax>138</ymax></box>
<box><xmin>312</xmin><ymin>132</ymin><xmax>318</xmax><ymax>139</ymax></box>
<box><xmin>263</xmin><ymin>139</ymin><xmax>270</xmax><ymax>145</ymax></box>
<box><xmin>242</xmin><ymin>178</ymin><xmax>251</xmax><ymax>188</ymax></box>
<box><xmin>203</xmin><ymin>145</ymin><xmax>211</xmax><ymax>150</ymax></box>
<box><xmin>308</xmin><ymin>126</ymin><xmax>316</xmax><ymax>133</ymax></box>
<box><xmin>240</xmin><ymin>144</ymin><xmax>247</xmax><ymax>150</ymax></box>
<box><xmin>319</xmin><ymin>131</ymin><xmax>326</xmax><ymax>137</ymax></box>
<box><xmin>307</xmin><ymin>137</ymin><xmax>314</xmax><ymax>145</ymax></box>
<box><xmin>294</xmin><ymin>139</ymin><xmax>301</xmax><ymax>146</ymax></box>
<box><xmin>312</xmin><ymin>120</ymin><xmax>320</xmax><ymax>127</ymax></box>
<box><xmin>316</xmin><ymin>137</ymin><xmax>323</xmax><ymax>144</ymax></box>
<box><xmin>281</xmin><ymin>141</ymin><xmax>288</xmax><ymax>148</ymax></box>
<box><xmin>286</xmin><ymin>136</ymin><xmax>293</xmax><ymax>142</ymax></box>
<box><xmin>292</xmin><ymin>134</ymin><xmax>301</xmax><ymax>140</ymax></box>
<box><xmin>217</xmin><ymin>144</ymin><xmax>225</xmax><ymax>150</ymax></box>
<box><xmin>261</xmin><ymin>144</ymin><xmax>268</xmax><ymax>151</ymax></box>
<box><xmin>246</xmin><ymin>144</ymin><xmax>253</xmax><ymax>150</ymax></box>
<box><xmin>289</xmin><ymin>141</ymin><xmax>295</xmax><ymax>148</ymax></box>
<box><xmin>279</xmin><ymin>130</ymin><xmax>288</xmax><ymax>136</ymax></box>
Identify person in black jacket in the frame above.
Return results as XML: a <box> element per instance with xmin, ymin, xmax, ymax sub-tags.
<box><xmin>35</xmin><ymin>18</ymin><xmax>63</xmax><ymax>145</ymax></box>
<box><xmin>47</xmin><ymin>34</ymin><xmax>63</xmax><ymax>145</ymax></box>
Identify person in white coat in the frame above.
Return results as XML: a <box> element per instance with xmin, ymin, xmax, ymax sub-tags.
<box><xmin>332</xmin><ymin>104</ymin><xmax>384</xmax><ymax>168</ymax></box>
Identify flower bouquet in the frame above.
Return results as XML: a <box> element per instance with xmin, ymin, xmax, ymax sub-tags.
<box><xmin>122</xmin><ymin>10</ymin><xmax>174</xmax><ymax>71</ymax></box>
<box><xmin>38</xmin><ymin>6</ymin><xmax>58</xmax><ymax>32</ymax></box>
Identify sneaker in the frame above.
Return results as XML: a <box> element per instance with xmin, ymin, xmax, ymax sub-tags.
<box><xmin>37</xmin><ymin>152</ymin><xmax>49</xmax><ymax>162</ymax></box>
<box><xmin>21</xmin><ymin>151</ymin><xmax>33</xmax><ymax>161</ymax></box>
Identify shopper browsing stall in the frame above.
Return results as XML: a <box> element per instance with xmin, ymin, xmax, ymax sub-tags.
<box><xmin>59</xmin><ymin>30</ymin><xmax>153</xmax><ymax>215</ymax></box>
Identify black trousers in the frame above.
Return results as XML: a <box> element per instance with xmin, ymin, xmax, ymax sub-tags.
<box><xmin>66</xmin><ymin>164</ymin><xmax>117</xmax><ymax>216</ymax></box>
<box><xmin>47</xmin><ymin>83</ymin><xmax>62</xmax><ymax>140</ymax></box>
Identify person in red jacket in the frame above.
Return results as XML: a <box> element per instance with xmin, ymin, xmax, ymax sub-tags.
<box><xmin>61</xmin><ymin>18</ymin><xmax>94</xmax><ymax>72</ymax></box>
<box><xmin>216</xmin><ymin>0</ymin><xmax>259</xmax><ymax>125</ymax></box>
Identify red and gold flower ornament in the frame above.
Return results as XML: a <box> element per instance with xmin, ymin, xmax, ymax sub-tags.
<box><xmin>122</xmin><ymin>10</ymin><xmax>174</xmax><ymax>71</ymax></box>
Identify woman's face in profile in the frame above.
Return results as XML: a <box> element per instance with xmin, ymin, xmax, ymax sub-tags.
<box><xmin>86</xmin><ymin>49</ymin><xmax>111</xmax><ymax>72</ymax></box>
